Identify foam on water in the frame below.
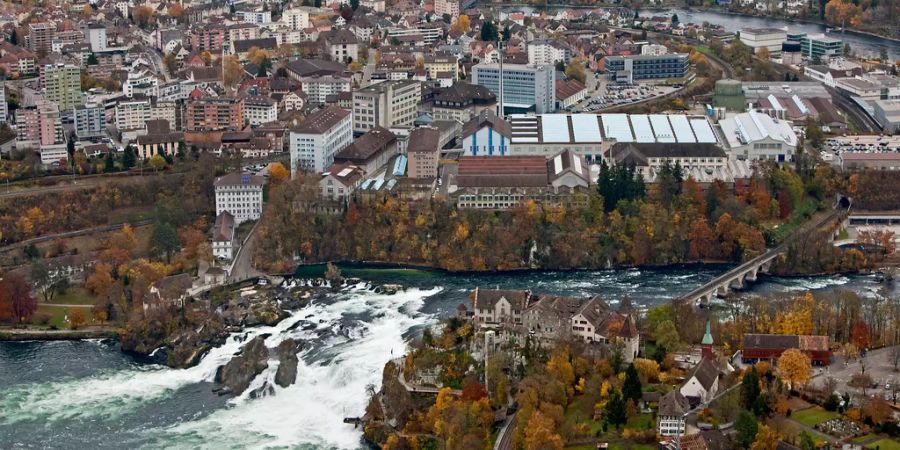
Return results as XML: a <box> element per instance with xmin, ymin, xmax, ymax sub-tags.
<box><xmin>143</xmin><ymin>285</ymin><xmax>442</xmax><ymax>449</ymax></box>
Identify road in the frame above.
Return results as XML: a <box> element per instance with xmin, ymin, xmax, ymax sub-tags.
<box><xmin>810</xmin><ymin>345</ymin><xmax>900</xmax><ymax>404</ymax></box>
<box><xmin>228</xmin><ymin>216</ymin><xmax>264</xmax><ymax>282</ymax></box>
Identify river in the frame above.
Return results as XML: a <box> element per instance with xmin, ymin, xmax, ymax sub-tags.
<box><xmin>496</xmin><ymin>4</ymin><xmax>900</xmax><ymax>59</ymax></box>
<box><xmin>0</xmin><ymin>267</ymin><xmax>889</xmax><ymax>449</ymax></box>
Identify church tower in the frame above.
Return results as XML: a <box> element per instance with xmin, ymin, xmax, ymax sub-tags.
<box><xmin>701</xmin><ymin>317</ymin><xmax>714</xmax><ymax>360</ymax></box>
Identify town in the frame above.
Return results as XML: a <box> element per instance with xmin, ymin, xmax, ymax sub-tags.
<box><xmin>0</xmin><ymin>0</ymin><xmax>899</xmax><ymax>448</ymax></box>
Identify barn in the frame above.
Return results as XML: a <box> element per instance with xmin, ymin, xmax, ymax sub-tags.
<box><xmin>742</xmin><ymin>334</ymin><xmax>832</xmax><ymax>366</ymax></box>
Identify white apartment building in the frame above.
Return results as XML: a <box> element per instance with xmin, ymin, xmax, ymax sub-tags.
<box><xmin>73</xmin><ymin>103</ymin><xmax>105</xmax><ymax>138</ymax></box>
<box><xmin>352</xmin><ymin>80</ymin><xmax>421</xmax><ymax>133</ymax></box>
<box><xmin>123</xmin><ymin>69</ymin><xmax>160</xmax><ymax>98</ymax></box>
<box><xmin>434</xmin><ymin>0</ymin><xmax>461</xmax><ymax>18</ymax></box>
<box><xmin>0</xmin><ymin>82</ymin><xmax>6</xmax><ymax>123</ymax></box>
<box><xmin>85</xmin><ymin>23</ymin><xmax>107</xmax><ymax>52</ymax></box>
<box><xmin>289</xmin><ymin>105</ymin><xmax>353</xmax><ymax>175</ymax></box>
<box><xmin>657</xmin><ymin>391</ymin><xmax>689</xmax><ymax>436</ymax></box>
<box><xmin>300</xmin><ymin>75</ymin><xmax>351</xmax><ymax>104</ymax></box>
<box><xmin>244</xmin><ymin>96</ymin><xmax>278</xmax><ymax>126</ymax></box>
<box><xmin>114</xmin><ymin>99</ymin><xmax>177</xmax><ymax>131</ymax></box>
<box><xmin>528</xmin><ymin>40</ymin><xmax>571</xmax><ymax>67</ymax></box>
<box><xmin>282</xmin><ymin>8</ymin><xmax>311</xmax><ymax>30</ymax></box>
<box><xmin>214</xmin><ymin>172</ymin><xmax>265</xmax><ymax>225</ymax></box>
<box><xmin>240</xmin><ymin>10</ymin><xmax>272</xmax><ymax>24</ymax></box>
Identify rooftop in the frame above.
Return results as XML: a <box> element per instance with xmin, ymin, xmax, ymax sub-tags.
<box><xmin>407</xmin><ymin>127</ymin><xmax>440</xmax><ymax>154</ymax></box>
<box><xmin>214</xmin><ymin>172</ymin><xmax>266</xmax><ymax>187</ymax></box>
<box><xmin>333</xmin><ymin>127</ymin><xmax>397</xmax><ymax>162</ymax></box>
<box><xmin>718</xmin><ymin>110</ymin><xmax>797</xmax><ymax>149</ymax></box>
<box><xmin>506</xmin><ymin>113</ymin><xmax>718</xmax><ymax>145</ymax></box>
<box><xmin>292</xmin><ymin>106</ymin><xmax>351</xmax><ymax>134</ymax></box>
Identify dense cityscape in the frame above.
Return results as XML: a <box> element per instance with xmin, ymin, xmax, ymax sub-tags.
<box><xmin>0</xmin><ymin>0</ymin><xmax>899</xmax><ymax>448</ymax></box>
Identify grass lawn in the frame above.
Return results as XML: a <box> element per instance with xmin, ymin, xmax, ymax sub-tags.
<box><xmin>791</xmin><ymin>407</ymin><xmax>840</xmax><ymax>427</ymax></box>
<box><xmin>627</xmin><ymin>413</ymin><xmax>654</xmax><ymax>430</ymax></box>
<box><xmin>565</xmin><ymin>442</ymin><xmax>656</xmax><ymax>450</ymax></box>
<box><xmin>51</xmin><ymin>287</ymin><xmax>95</xmax><ymax>305</ymax></box>
<box><xmin>865</xmin><ymin>438</ymin><xmax>900</xmax><ymax>450</ymax></box>
<box><xmin>564</xmin><ymin>395</ymin><xmax>604</xmax><ymax>436</ymax></box>
<box><xmin>854</xmin><ymin>434</ymin><xmax>879</xmax><ymax>444</ymax></box>
<box><xmin>32</xmin><ymin>305</ymin><xmax>97</xmax><ymax>329</ymax></box>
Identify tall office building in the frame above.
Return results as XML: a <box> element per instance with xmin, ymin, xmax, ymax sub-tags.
<box><xmin>43</xmin><ymin>63</ymin><xmax>84</xmax><ymax>111</ymax></box>
<box><xmin>472</xmin><ymin>62</ymin><xmax>555</xmax><ymax>114</ymax></box>
<box><xmin>352</xmin><ymin>80</ymin><xmax>421</xmax><ymax>133</ymax></box>
<box><xmin>605</xmin><ymin>54</ymin><xmax>689</xmax><ymax>83</ymax></box>
<box><xmin>289</xmin><ymin>105</ymin><xmax>353</xmax><ymax>175</ymax></box>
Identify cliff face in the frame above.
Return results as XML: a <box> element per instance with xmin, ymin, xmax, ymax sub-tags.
<box><xmin>275</xmin><ymin>339</ymin><xmax>302</xmax><ymax>388</ymax></box>
<box><xmin>215</xmin><ymin>336</ymin><xmax>270</xmax><ymax>396</ymax></box>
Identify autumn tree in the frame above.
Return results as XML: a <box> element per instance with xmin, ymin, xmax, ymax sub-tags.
<box><xmin>247</xmin><ymin>47</ymin><xmax>270</xmax><ymax>66</ymax></box>
<box><xmin>149</xmin><ymin>154</ymin><xmax>167</xmax><ymax>172</ymax></box>
<box><xmin>223</xmin><ymin>55</ymin><xmax>243</xmax><ymax>87</ymax></box>
<box><xmin>751</xmin><ymin>424</ymin><xmax>780</xmax><ymax>450</ymax></box>
<box><xmin>852</xmin><ymin>320</ymin><xmax>871</xmax><ymax>350</ymax></box>
<box><xmin>133</xmin><ymin>5</ymin><xmax>155</xmax><ymax>28</ymax></box>
<box><xmin>825</xmin><ymin>0</ymin><xmax>861</xmax><ymax>27</ymax></box>
<box><xmin>655</xmin><ymin>320</ymin><xmax>680</xmax><ymax>353</ymax></box>
<box><xmin>69</xmin><ymin>308</ymin><xmax>87</xmax><ymax>329</ymax></box>
<box><xmin>461</xmin><ymin>377</ymin><xmax>487</xmax><ymax>402</ymax></box>
<box><xmin>862</xmin><ymin>398</ymin><xmax>892</xmax><ymax>424</ymax></box>
<box><xmin>0</xmin><ymin>273</ymin><xmax>37</xmax><ymax>324</ymax></box>
<box><xmin>451</xmin><ymin>15</ymin><xmax>471</xmax><ymax>34</ymax></box>
<box><xmin>564</xmin><ymin>59</ymin><xmax>586</xmax><ymax>83</ymax></box>
<box><xmin>163</xmin><ymin>53</ymin><xmax>178</xmax><ymax>75</ymax></box>
<box><xmin>777</xmin><ymin>348</ymin><xmax>812</xmax><ymax>390</ymax></box>
<box><xmin>167</xmin><ymin>3</ymin><xmax>184</xmax><ymax>20</ymax></box>
<box><xmin>524</xmin><ymin>410</ymin><xmax>564</xmax><ymax>450</ymax></box>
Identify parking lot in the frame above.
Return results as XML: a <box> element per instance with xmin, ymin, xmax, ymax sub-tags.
<box><xmin>570</xmin><ymin>78</ymin><xmax>678</xmax><ymax>113</ymax></box>
<box><xmin>825</xmin><ymin>136</ymin><xmax>900</xmax><ymax>154</ymax></box>
<box><xmin>810</xmin><ymin>346</ymin><xmax>900</xmax><ymax>404</ymax></box>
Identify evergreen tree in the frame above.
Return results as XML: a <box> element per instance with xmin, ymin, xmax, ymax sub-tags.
<box><xmin>623</xmin><ymin>363</ymin><xmax>643</xmax><ymax>403</ymax></box>
<box><xmin>123</xmin><ymin>147</ymin><xmax>136</xmax><ymax>169</ymax></box>
<box><xmin>151</xmin><ymin>222</ymin><xmax>181</xmax><ymax>262</ymax></box>
<box><xmin>9</xmin><ymin>28</ymin><xmax>17</xmax><ymax>45</ymax></box>
<box><xmin>606</xmin><ymin>389</ymin><xmax>628</xmax><ymax>428</ymax></box>
<box><xmin>480</xmin><ymin>22</ymin><xmax>498</xmax><ymax>41</ymax></box>
<box><xmin>740</xmin><ymin>366</ymin><xmax>761</xmax><ymax>410</ymax></box>
<box><xmin>735</xmin><ymin>410</ymin><xmax>758</xmax><ymax>447</ymax></box>
<box><xmin>87</xmin><ymin>53</ymin><xmax>99</xmax><ymax>65</ymax></box>
<box><xmin>350</xmin><ymin>0</ymin><xmax>360</xmax><ymax>10</ymax></box>
<box><xmin>104</xmin><ymin>151</ymin><xmax>116</xmax><ymax>172</ymax></box>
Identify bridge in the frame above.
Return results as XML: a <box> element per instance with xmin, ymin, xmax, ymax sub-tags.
<box><xmin>678</xmin><ymin>207</ymin><xmax>846</xmax><ymax>306</ymax></box>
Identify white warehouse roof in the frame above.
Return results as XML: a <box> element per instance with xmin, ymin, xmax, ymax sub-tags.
<box><xmin>719</xmin><ymin>110</ymin><xmax>798</xmax><ymax>149</ymax></box>
<box><xmin>506</xmin><ymin>113</ymin><xmax>718</xmax><ymax>145</ymax></box>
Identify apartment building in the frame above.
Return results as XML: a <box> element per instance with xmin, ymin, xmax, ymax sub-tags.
<box><xmin>431</xmin><ymin>82</ymin><xmax>497</xmax><ymax>123</ymax></box>
<box><xmin>605</xmin><ymin>54</ymin><xmax>689</xmax><ymax>83</ymax></box>
<box><xmin>184</xmin><ymin>96</ymin><xmax>245</xmax><ymax>131</ymax></box>
<box><xmin>434</xmin><ymin>0</ymin><xmax>461</xmax><ymax>18</ymax></box>
<box><xmin>528</xmin><ymin>40</ymin><xmax>571</xmax><ymax>67</ymax></box>
<box><xmin>423</xmin><ymin>52</ymin><xmax>459</xmax><ymax>81</ymax></box>
<box><xmin>85</xmin><ymin>23</ymin><xmax>107</xmax><ymax>52</ymax></box>
<box><xmin>321</xmin><ymin>30</ymin><xmax>358</xmax><ymax>63</ymax></box>
<box><xmin>42</xmin><ymin>63</ymin><xmax>84</xmax><ymax>111</ymax></box>
<box><xmin>27</xmin><ymin>22</ymin><xmax>56</xmax><ymax>54</ymax></box>
<box><xmin>407</xmin><ymin>127</ymin><xmax>440</xmax><ymax>179</ymax></box>
<box><xmin>244</xmin><ymin>96</ymin><xmax>278</xmax><ymax>126</ymax></box>
<box><xmin>282</xmin><ymin>8</ymin><xmax>312</xmax><ymax>30</ymax></box>
<box><xmin>352</xmin><ymin>80</ymin><xmax>421</xmax><ymax>133</ymax></box>
<box><xmin>73</xmin><ymin>103</ymin><xmax>105</xmax><ymax>139</ymax></box>
<box><xmin>190</xmin><ymin>25</ymin><xmax>226</xmax><ymax>52</ymax></box>
<box><xmin>214</xmin><ymin>172</ymin><xmax>265</xmax><ymax>225</ymax></box>
<box><xmin>115</xmin><ymin>98</ymin><xmax>178</xmax><ymax>132</ymax></box>
<box><xmin>0</xmin><ymin>83</ymin><xmax>6</xmax><ymax>124</ymax></box>
<box><xmin>472</xmin><ymin>62</ymin><xmax>555</xmax><ymax>114</ymax></box>
<box><xmin>289</xmin><ymin>105</ymin><xmax>353</xmax><ymax>175</ymax></box>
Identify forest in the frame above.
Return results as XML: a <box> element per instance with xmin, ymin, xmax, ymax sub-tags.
<box><xmin>254</xmin><ymin>161</ymin><xmax>853</xmax><ymax>273</ymax></box>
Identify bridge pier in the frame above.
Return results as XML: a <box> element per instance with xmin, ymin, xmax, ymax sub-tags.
<box><xmin>730</xmin><ymin>274</ymin><xmax>745</xmax><ymax>289</ymax></box>
<box><xmin>745</xmin><ymin>266</ymin><xmax>758</xmax><ymax>282</ymax></box>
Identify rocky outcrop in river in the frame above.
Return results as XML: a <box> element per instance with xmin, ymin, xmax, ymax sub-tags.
<box><xmin>215</xmin><ymin>336</ymin><xmax>269</xmax><ymax>395</ymax></box>
<box><xmin>275</xmin><ymin>339</ymin><xmax>302</xmax><ymax>388</ymax></box>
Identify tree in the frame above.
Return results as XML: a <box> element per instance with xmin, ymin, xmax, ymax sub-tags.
<box><xmin>104</xmin><ymin>151</ymin><xmax>116</xmax><ymax>172</ymax></box>
<box><xmin>340</xmin><ymin>4</ymin><xmax>354</xmax><ymax>21</ymax></box>
<box><xmin>167</xmin><ymin>3</ymin><xmax>184</xmax><ymax>20</ymax></box>
<box><xmin>451</xmin><ymin>15</ymin><xmax>471</xmax><ymax>34</ymax></box>
<box><xmin>350</xmin><ymin>0</ymin><xmax>360</xmax><ymax>10</ymax></box>
<box><xmin>605</xmin><ymin>389</ymin><xmax>628</xmax><ymax>428</ymax></box>
<box><xmin>778</xmin><ymin>348</ymin><xmax>812</xmax><ymax>390</ymax></box>
<box><xmin>460</xmin><ymin>377</ymin><xmax>488</xmax><ymax>401</ymax></box>
<box><xmin>735</xmin><ymin>410</ymin><xmax>759</xmax><ymax>448</ymax></box>
<box><xmin>268</xmin><ymin>162</ymin><xmax>289</xmax><ymax>183</ymax></box>
<box><xmin>623</xmin><ymin>363</ymin><xmax>642</xmax><ymax>403</ymax></box>
<box><xmin>133</xmin><ymin>5</ymin><xmax>155</xmax><ymax>28</ymax></box>
<box><xmin>0</xmin><ymin>273</ymin><xmax>37</xmax><ymax>324</ymax></box>
<box><xmin>480</xmin><ymin>22</ymin><xmax>499</xmax><ymax>41</ymax></box>
<box><xmin>85</xmin><ymin>262</ymin><xmax>115</xmax><ymax>296</ymax></box>
<box><xmin>30</xmin><ymin>261</ymin><xmax>56</xmax><ymax>303</ymax></box>
<box><xmin>757</xmin><ymin>47</ymin><xmax>771</xmax><ymax>59</ymax></box>
<box><xmin>851</xmin><ymin>320</ymin><xmax>871</xmax><ymax>350</ymax></box>
<box><xmin>325</xmin><ymin>262</ymin><xmax>342</xmax><ymax>290</ymax></box>
<box><xmin>69</xmin><ymin>309</ymin><xmax>87</xmax><ymax>329</ymax></box>
<box><xmin>87</xmin><ymin>53</ymin><xmax>99</xmax><ymax>65</ymax></box>
<box><xmin>524</xmin><ymin>409</ymin><xmax>564</xmax><ymax>450</ymax></box>
<box><xmin>223</xmin><ymin>55</ymin><xmax>243</xmax><ymax>87</ymax></box>
<box><xmin>655</xmin><ymin>319</ymin><xmax>680</xmax><ymax>353</ymax></box>
<box><xmin>862</xmin><ymin>398</ymin><xmax>892</xmax><ymax>424</ymax></box>
<box><xmin>741</xmin><ymin>367</ymin><xmax>762</xmax><ymax>410</ymax></box>
<box><xmin>805</xmin><ymin>118</ymin><xmax>824</xmax><ymax>150</ymax></box>
<box><xmin>799</xmin><ymin>432</ymin><xmax>816</xmax><ymax>450</ymax></box>
<box><xmin>564</xmin><ymin>59</ymin><xmax>586</xmax><ymax>83</ymax></box>
<box><xmin>751</xmin><ymin>424</ymin><xmax>780</xmax><ymax>450</ymax></box>
<box><xmin>163</xmin><ymin>53</ymin><xmax>178</xmax><ymax>75</ymax></box>
<box><xmin>148</xmin><ymin>154</ymin><xmax>167</xmax><ymax>172</ymax></box>
<box><xmin>151</xmin><ymin>222</ymin><xmax>181</xmax><ymax>262</ymax></box>
<box><xmin>123</xmin><ymin>147</ymin><xmax>136</xmax><ymax>169</ymax></box>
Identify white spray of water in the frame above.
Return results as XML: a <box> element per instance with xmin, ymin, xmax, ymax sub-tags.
<box><xmin>142</xmin><ymin>285</ymin><xmax>442</xmax><ymax>449</ymax></box>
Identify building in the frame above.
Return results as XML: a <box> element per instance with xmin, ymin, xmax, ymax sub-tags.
<box><xmin>190</xmin><ymin>26</ymin><xmax>226</xmax><ymax>52</ymax></box>
<box><xmin>472</xmin><ymin>62</ymin><xmax>555</xmax><ymax>114</ymax></box>
<box><xmin>874</xmin><ymin>100</ymin><xmax>900</xmax><ymax>134</ymax></box>
<box><xmin>319</xmin><ymin>162</ymin><xmax>364</xmax><ymax>201</ymax></box>
<box><xmin>43</xmin><ymin>64</ymin><xmax>84</xmax><ymax>111</ymax></box>
<box><xmin>713</xmin><ymin>79</ymin><xmax>746</xmax><ymax>111</ymax></box>
<box><xmin>0</xmin><ymin>82</ymin><xmax>6</xmax><ymax>123</ymax></box>
<box><xmin>431</xmin><ymin>83</ymin><xmax>497</xmax><ymax>123</ymax></box>
<box><xmin>454</xmin><ymin>150</ymin><xmax>591</xmax><ymax>209</ymax></box>
<box><xmin>434</xmin><ymin>0</ymin><xmax>462</xmax><ymax>18</ymax></box>
<box><xmin>184</xmin><ymin>96</ymin><xmax>245</xmax><ymax>131</ymax></box>
<box><xmin>407</xmin><ymin>127</ymin><xmax>440</xmax><ymax>179</ymax></box>
<box><xmin>787</xmin><ymin>32</ymin><xmax>843</xmax><ymax>60</ymax></box>
<box><xmin>657</xmin><ymin>390</ymin><xmax>690</xmax><ymax>436</ymax></box>
<box><xmin>212</xmin><ymin>212</ymin><xmax>236</xmax><ymax>260</ymax></box>
<box><xmin>460</xmin><ymin>110</ymin><xmax>512</xmax><ymax>156</ymax></box>
<box><xmin>803</xmin><ymin>60</ymin><xmax>863</xmax><ymax>88</ymax></box>
<box><xmin>282</xmin><ymin>8</ymin><xmax>313</xmax><ymax>30</ymax></box>
<box><xmin>321</xmin><ymin>30</ymin><xmax>358</xmax><ymax>63</ymax></box>
<box><xmin>73</xmin><ymin>103</ymin><xmax>105</xmax><ymax>139</ymax></box>
<box><xmin>239</xmin><ymin>10</ymin><xmax>272</xmax><ymax>24</ymax></box>
<box><xmin>718</xmin><ymin>110</ymin><xmax>798</xmax><ymax>162</ymax></box>
<box><xmin>16</xmin><ymin>101</ymin><xmax>64</xmax><ymax>154</ymax></box>
<box><xmin>570</xmin><ymin>297</ymin><xmax>640</xmax><ymax>361</ymax></box>
<box><xmin>27</xmin><ymin>22</ymin><xmax>55</xmax><ymax>54</ymax></box>
<box><xmin>739</xmin><ymin>28</ymin><xmax>787</xmax><ymax>55</ymax></box>
<box><xmin>115</xmin><ymin>98</ymin><xmax>178</xmax><ymax>132</ymax></box>
<box><xmin>556</xmin><ymin>79</ymin><xmax>586</xmax><ymax>110</ymax></box>
<box><xmin>528</xmin><ymin>40</ymin><xmax>571</xmax><ymax>67</ymax></box>
<box><xmin>609</xmin><ymin>142</ymin><xmax>728</xmax><ymax>179</ymax></box>
<box><xmin>352</xmin><ymin>80</ymin><xmax>421</xmax><ymax>133</ymax></box>
<box><xmin>243</xmin><ymin>96</ymin><xmax>278</xmax><ymax>126</ymax></box>
<box><xmin>680</xmin><ymin>358</ymin><xmax>719</xmax><ymax>405</ymax></box>
<box><xmin>423</xmin><ymin>52</ymin><xmax>459</xmax><ymax>81</ymax></box>
<box><xmin>300</xmin><ymin>75</ymin><xmax>352</xmax><ymax>105</ymax></box>
<box><xmin>85</xmin><ymin>23</ymin><xmax>107</xmax><ymax>53</ymax></box>
<box><xmin>214</xmin><ymin>172</ymin><xmax>265</xmax><ymax>225</ymax></box>
<box><xmin>605</xmin><ymin>54</ymin><xmax>689</xmax><ymax>83</ymax></box>
<box><xmin>839</xmin><ymin>152</ymin><xmax>900</xmax><ymax>171</ymax></box>
<box><xmin>135</xmin><ymin>120</ymin><xmax>183</xmax><ymax>159</ymax></box>
<box><xmin>742</xmin><ymin>334</ymin><xmax>832</xmax><ymax>366</ymax></box>
<box><xmin>470</xmin><ymin>288</ymin><xmax>533</xmax><ymax>327</ymax></box>
<box><xmin>332</xmin><ymin>127</ymin><xmax>398</xmax><ymax>174</ymax></box>
<box><xmin>289</xmin><ymin>105</ymin><xmax>353</xmax><ymax>175</ymax></box>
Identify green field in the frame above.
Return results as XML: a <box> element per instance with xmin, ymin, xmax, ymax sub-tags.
<box><xmin>865</xmin><ymin>438</ymin><xmax>900</xmax><ymax>450</ymax></box>
<box><xmin>791</xmin><ymin>407</ymin><xmax>840</xmax><ymax>427</ymax></box>
<box><xmin>32</xmin><ymin>305</ymin><xmax>97</xmax><ymax>329</ymax></box>
<box><xmin>52</xmin><ymin>287</ymin><xmax>95</xmax><ymax>305</ymax></box>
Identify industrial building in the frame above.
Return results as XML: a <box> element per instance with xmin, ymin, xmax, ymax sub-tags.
<box><xmin>605</xmin><ymin>54</ymin><xmax>689</xmax><ymax>83</ymax></box>
<box><xmin>471</xmin><ymin>62</ymin><xmax>556</xmax><ymax>114</ymax></box>
<box><xmin>718</xmin><ymin>110</ymin><xmax>798</xmax><ymax>162</ymax></box>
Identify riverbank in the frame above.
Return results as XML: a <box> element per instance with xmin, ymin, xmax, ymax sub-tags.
<box><xmin>0</xmin><ymin>327</ymin><xmax>118</xmax><ymax>341</ymax></box>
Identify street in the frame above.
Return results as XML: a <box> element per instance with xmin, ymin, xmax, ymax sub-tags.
<box><xmin>811</xmin><ymin>345</ymin><xmax>900</xmax><ymax>404</ymax></box>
